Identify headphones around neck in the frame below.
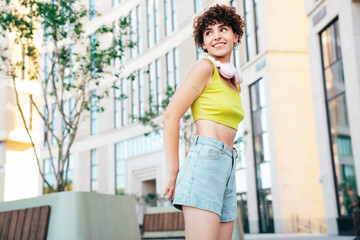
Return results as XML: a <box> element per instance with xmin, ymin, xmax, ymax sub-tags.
<box><xmin>207</xmin><ymin>56</ymin><xmax>243</xmax><ymax>84</ymax></box>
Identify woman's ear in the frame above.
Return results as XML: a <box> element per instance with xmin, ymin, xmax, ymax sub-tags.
<box><xmin>234</xmin><ymin>34</ymin><xmax>239</xmax><ymax>43</ymax></box>
<box><xmin>202</xmin><ymin>43</ymin><xmax>206</xmax><ymax>51</ymax></box>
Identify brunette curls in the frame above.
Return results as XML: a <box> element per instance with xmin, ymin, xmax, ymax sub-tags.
<box><xmin>193</xmin><ymin>4</ymin><xmax>245</xmax><ymax>52</ymax></box>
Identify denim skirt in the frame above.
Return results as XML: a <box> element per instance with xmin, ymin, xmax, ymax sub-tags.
<box><xmin>172</xmin><ymin>135</ymin><xmax>238</xmax><ymax>222</ymax></box>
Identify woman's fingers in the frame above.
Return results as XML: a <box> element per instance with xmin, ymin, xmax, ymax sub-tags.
<box><xmin>163</xmin><ymin>175</ymin><xmax>177</xmax><ymax>200</ymax></box>
<box><xmin>163</xmin><ymin>187</ymin><xmax>169</xmax><ymax>197</ymax></box>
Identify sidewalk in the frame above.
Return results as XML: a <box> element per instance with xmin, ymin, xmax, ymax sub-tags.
<box><xmin>142</xmin><ymin>234</ymin><xmax>356</xmax><ymax>240</ymax></box>
<box><xmin>244</xmin><ymin>233</ymin><xmax>356</xmax><ymax>240</ymax></box>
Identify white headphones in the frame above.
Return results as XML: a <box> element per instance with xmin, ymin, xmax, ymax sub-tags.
<box><xmin>207</xmin><ymin>56</ymin><xmax>243</xmax><ymax>84</ymax></box>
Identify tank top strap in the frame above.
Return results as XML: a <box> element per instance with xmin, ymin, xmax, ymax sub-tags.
<box><xmin>206</xmin><ymin>59</ymin><xmax>221</xmax><ymax>84</ymax></box>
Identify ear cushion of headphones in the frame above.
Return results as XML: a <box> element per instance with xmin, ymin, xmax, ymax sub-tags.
<box><xmin>219</xmin><ymin>63</ymin><xmax>237</xmax><ymax>79</ymax></box>
<box><xmin>206</xmin><ymin>56</ymin><xmax>244</xmax><ymax>84</ymax></box>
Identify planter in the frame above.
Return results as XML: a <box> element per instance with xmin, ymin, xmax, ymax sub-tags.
<box><xmin>0</xmin><ymin>191</ymin><xmax>141</xmax><ymax>240</ymax></box>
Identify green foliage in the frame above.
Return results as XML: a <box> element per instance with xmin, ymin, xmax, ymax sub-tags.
<box><xmin>0</xmin><ymin>0</ymin><xmax>135</xmax><ymax>192</ymax></box>
<box><xmin>143</xmin><ymin>193</ymin><xmax>160</xmax><ymax>207</ymax></box>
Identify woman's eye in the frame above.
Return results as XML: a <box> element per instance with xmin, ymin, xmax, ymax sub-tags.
<box><xmin>205</xmin><ymin>31</ymin><xmax>211</xmax><ymax>36</ymax></box>
<box><xmin>221</xmin><ymin>28</ymin><xmax>227</xmax><ymax>32</ymax></box>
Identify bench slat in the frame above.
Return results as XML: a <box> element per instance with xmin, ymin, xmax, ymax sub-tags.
<box><xmin>14</xmin><ymin>209</ymin><xmax>26</xmax><ymax>240</ymax></box>
<box><xmin>36</xmin><ymin>206</ymin><xmax>50</xmax><ymax>240</ymax></box>
<box><xmin>143</xmin><ymin>212</ymin><xmax>185</xmax><ymax>232</ymax></box>
<box><xmin>21</xmin><ymin>207</ymin><xmax>33</xmax><ymax>240</ymax></box>
<box><xmin>8</xmin><ymin>210</ymin><xmax>19</xmax><ymax>239</ymax></box>
<box><xmin>29</xmin><ymin>207</ymin><xmax>41</xmax><ymax>240</ymax></box>
<box><xmin>0</xmin><ymin>212</ymin><xmax>6</xmax><ymax>236</ymax></box>
<box><xmin>1</xmin><ymin>211</ymin><xmax>12</xmax><ymax>240</ymax></box>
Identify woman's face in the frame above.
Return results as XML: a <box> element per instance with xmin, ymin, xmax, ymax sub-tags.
<box><xmin>202</xmin><ymin>23</ymin><xmax>238</xmax><ymax>60</ymax></box>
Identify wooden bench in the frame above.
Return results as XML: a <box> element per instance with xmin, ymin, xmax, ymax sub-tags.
<box><xmin>142</xmin><ymin>207</ymin><xmax>185</xmax><ymax>239</ymax></box>
<box><xmin>0</xmin><ymin>205</ymin><xmax>50</xmax><ymax>240</ymax></box>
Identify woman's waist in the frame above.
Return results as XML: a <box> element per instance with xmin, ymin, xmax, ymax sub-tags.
<box><xmin>194</xmin><ymin>120</ymin><xmax>236</xmax><ymax>148</ymax></box>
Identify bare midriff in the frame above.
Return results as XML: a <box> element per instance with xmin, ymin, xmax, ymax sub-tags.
<box><xmin>194</xmin><ymin>119</ymin><xmax>237</xmax><ymax>149</ymax></box>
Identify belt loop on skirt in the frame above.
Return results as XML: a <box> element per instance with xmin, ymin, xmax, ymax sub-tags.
<box><xmin>195</xmin><ymin>136</ymin><xmax>200</xmax><ymax>145</ymax></box>
<box><xmin>220</xmin><ymin>143</ymin><xmax>225</xmax><ymax>154</ymax></box>
<box><xmin>232</xmin><ymin>147</ymin><xmax>238</xmax><ymax>160</ymax></box>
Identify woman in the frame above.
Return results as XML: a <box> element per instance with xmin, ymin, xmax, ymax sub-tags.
<box><xmin>162</xmin><ymin>4</ymin><xmax>245</xmax><ymax>240</ymax></box>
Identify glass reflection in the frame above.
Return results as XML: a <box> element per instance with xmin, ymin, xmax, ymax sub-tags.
<box><xmin>250</xmin><ymin>79</ymin><xmax>274</xmax><ymax>233</ymax></box>
<box><xmin>320</xmin><ymin>18</ymin><xmax>357</xmax><ymax>216</ymax></box>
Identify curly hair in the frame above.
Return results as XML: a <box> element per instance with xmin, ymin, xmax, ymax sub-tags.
<box><xmin>193</xmin><ymin>4</ymin><xmax>245</xmax><ymax>53</ymax></box>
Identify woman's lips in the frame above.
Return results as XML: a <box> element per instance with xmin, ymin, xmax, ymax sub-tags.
<box><xmin>213</xmin><ymin>42</ymin><xmax>226</xmax><ymax>48</ymax></box>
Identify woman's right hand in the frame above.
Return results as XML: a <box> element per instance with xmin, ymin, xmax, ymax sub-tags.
<box><xmin>162</xmin><ymin>170</ymin><xmax>178</xmax><ymax>200</ymax></box>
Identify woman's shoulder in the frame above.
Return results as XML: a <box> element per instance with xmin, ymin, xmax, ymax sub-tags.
<box><xmin>193</xmin><ymin>57</ymin><xmax>214</xmax><ymax>73</ymax></box>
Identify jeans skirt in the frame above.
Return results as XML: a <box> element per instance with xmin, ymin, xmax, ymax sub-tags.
<box><xmin>172</xmin><ymin>135</ymin><xmax>238</xmax><ymax>222</ymax></box>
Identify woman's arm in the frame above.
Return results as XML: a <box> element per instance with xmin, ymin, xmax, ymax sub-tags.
<box><xmin>162</xmin><ymin>58</ymin><xmax>213</xmax><ymax>200</ymax></box>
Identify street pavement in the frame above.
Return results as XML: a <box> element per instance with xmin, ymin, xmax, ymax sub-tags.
<box><xmin>244</xmin><ymin>233</ymin><xmax>356</xmax><ymax>240</ymax></box>
<box><xmin>142</xmin><ymin>234</ymin><xmax>356</xmax><ymax>240</ymax></box>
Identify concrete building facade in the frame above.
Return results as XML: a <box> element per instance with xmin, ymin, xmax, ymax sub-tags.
<box><xmin>305</xmin><ymin>0</ymin><xmax>360</xmax><ymax>235</ymax></box>
<box><xmin>1</xmin><ymin>0</ymin><xmax>359</xmax><ymax>236</ymax></box>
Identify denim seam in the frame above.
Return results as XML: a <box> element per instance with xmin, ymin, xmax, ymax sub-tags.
<box><xmin>188</xmin><ymin>146</ymin><xmax>200</xmax><ymax>198</ymax></box>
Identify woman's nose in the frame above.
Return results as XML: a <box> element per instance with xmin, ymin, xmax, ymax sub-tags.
<box><xmin>214</xmin><ymin>30</ymin><xmax>221</xmax><ymax>40</ymax></box>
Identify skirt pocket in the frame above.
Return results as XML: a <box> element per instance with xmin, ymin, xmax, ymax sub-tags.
<box><xmin>175</xmin><ymin>153</ymin><xmax>193</xmax><ymax>187</ymax></box>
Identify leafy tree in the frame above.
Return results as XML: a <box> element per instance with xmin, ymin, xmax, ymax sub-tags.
<box><xmin>135</xmin><ymin>86</ymin><xmax>197</xmax><ymax>155</ymax></box>
<box><xmin>0</xmin><ymin>0</ymin><xmax>134</xmax><ymax>192</ymax></box>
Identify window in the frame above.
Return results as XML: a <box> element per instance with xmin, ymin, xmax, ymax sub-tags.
<box><xmin>120</xmin><ymin>18</ymin><xmax>126</xmax><ymax>64</ymax></box>
<box><xmin>243</xmin><ymin>0</ymin><xmax>252</xmax><ymax>61</ymax></box>
<box><xmin>43</xmin><ymin>158</ymin><xmax>56</xmax><ymax>194</ymax></box>
<box><xmin>52</xmin><ymin>50</ymin><xmax>57</xmax><ymax>84</ymax></box>
<box><xmin>166</xmin><ymin>52</ymin><xmax>173</xmax><ymax>88</ymax></box>
<box><xmin>148</xmin><ymin>63</ymin><xmax>155</xmax><ymax>110</ymax></box>
<box><xmin>237</xmin><ymin>193</ymin><xmax>250</xmax><ymax>233</ymax></box>
<box><xmin>196</xmin><ymin>47</ymin><xmax>205</xmax><ymax>60</ymax></box>
<box><xmin>62</xmin><ymin>100</ymin><xmax>68</xmax><ymax>134</ymax></box>
<box><xmin>90</xmin><ymin>0</ymin><xmax>95</xmax><ymax>20</ymax></box>
<box><xmin>138</xmin><ymin>69</ymin><xmax>145</xmax><ymax>117</ymax></box>
<box><xmin>194</xmin><ymin>0</ymin><xmax>202</xmax><ymax>13</ymax></box>
<box><xmin>131</xmin><ymin>73</ymin><xmax>138</xmax><ymax>122</ymax></box>
<box><xmin>121</xmin><ymin>77</ymin><xmax>127</xmax><ymax>126</ymax></box>
<box><xmin>253</xmin><ymin>0</ymin><xmax>259</xmax><ymax>54</ymax></box>
<box><xmin>91</xmin><ymin>90</ymin><xmax>98</xmax><ymax>135</ymax></box>
<box><xmin>70</xmin><ymin>44</ymin><xmax>74</xmax><ymax>84</ymax></box>
<box><xmin>231</xmin><ymin>0</ymin><xmax>240</xmax><ymax>68</ymax></box>
<box><xmin>44</xmin><ymin>107</ymin><xmax>49</xmax><ymax>146</ymax></box>
<box><xmin>320</xmin><ymin>18</ymin><xmax>356</xmax><ymax>217</ymax></box>
<box><xmin>173</xmin><ymin>48</ymin><xmax>179</xmax><ymax>88</ymax></box>
<box><xmin>156</xmin><ymin>59</ymin><xmax>162</xmax><ymax>109</ymax></box>
<box><xmin>91</xmin><ymin>149</ymin><xmax>98</xmax><ymax>192</ymax></box>
<box><xmin>171</xmin><ymin>0</ymin><xmax>177</xmax><ymax>31</ymax></box>
<box><xmin>69</xmin><ymin>98</ymin><xmax>75</xmax><ymax>134</ymax></box>
<box><xmin>250</xmin><ymin>78</ymin><xmax>274</xmax><ymax>233</ymax></box>
<box><xmin>45</xmin><ymin>53</ymin><xmax>50</xmax><ymax>93</ymax></box>
<box><xmin>114</xmin><ymin>80</ymin><xmax>121</xmax><ymax>128</ymax></box>
<box><xmin>64</xmin><ymin>154</ymin><xmax>74</xmax><ymax>191</ymax></box>
<box><xmin>115</xmin><ymin>142</ymin><xmax>126</xmax><ymax>195</ymax></box>
<box><xmin>90</xmin><ymin>33</ymin><xmax>97</xmax><ymax>76</ymax></box>
<box><xmin>164</xmin><ymin>0</ymin><xmax>171</xmax><ymax>36</ymax></box>
<box><xmin>146</xmin><ymin>0</ymin><xmax>154</xmax><ymax>48</ymax></box>
<box><xmin>130</xmin><ymin>10</ymin><xmax>136</xmax><ymax>58</ymax></box>
<box><xmin>154</xmin><ymin>0</ymin><xmax>160</xmax><ymax>44</ymax></box>
<box><xmin>51</xmin><ymin>103</ymin><xmax>56</xmax><ymax>145</ymax></box>
<box><xmin>136</xmin><ymin>5</ymin><xmax>143</xmax><ymax>54</ymax></box>
<box><xmin>113</xmin><ymin>21</ymin><xmax>119</xmax><ymax>67</ymax></box>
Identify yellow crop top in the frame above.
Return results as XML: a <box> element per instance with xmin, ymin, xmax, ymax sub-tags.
<box><xmin>191</xmin><ymin>59</ymin><xmax>245</xmax><ymax>130</ymax></box>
